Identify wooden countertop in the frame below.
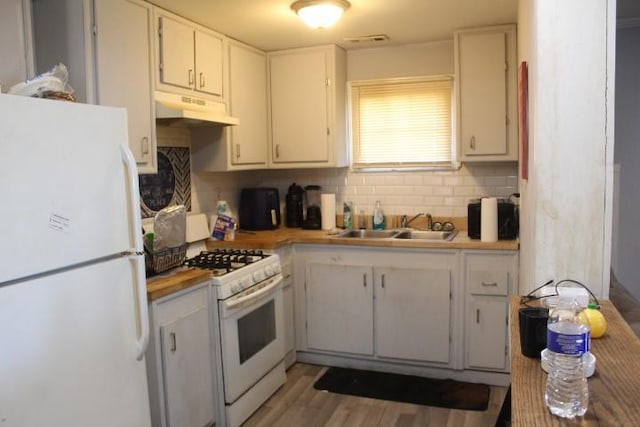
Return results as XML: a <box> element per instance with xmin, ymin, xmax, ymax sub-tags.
<box><xmin>205</xmin><ymin>227</ymin><xmax>519</xmax><ymax>251</ymax></box>
<box><xmin>510</xmin><ymin>296</ymin><xmax>640</xmax><ymax>426</ymax></box>
<box><xmin>146</xmin><ymin>268</ymin><xmax>211</xmax><ymax>302</ymax></box>
<box><xmin>145</xmin><ymin>229</ymin><xmax>517</xmax><ymax>302</ymax></box>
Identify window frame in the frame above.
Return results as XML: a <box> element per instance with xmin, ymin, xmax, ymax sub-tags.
<box><xmin>347</xmin><ymin>75</ymin><xmax>459</xmax><ymax>172</ymax></box>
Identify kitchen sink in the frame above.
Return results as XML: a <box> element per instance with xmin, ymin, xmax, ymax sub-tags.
<box><xmin>393</xmin><ymin>230</ymin><xmax>458</xmax><ymax>241</ymax></box>
<box><xmin>335</xmin><ymin>228</ymin><xmax>457</xmax><ymax>241</ymax></box>
<box><xmin>335</xmin><ymin>229</ymin><xmax>401</xmax><ymax>239</ymax></box>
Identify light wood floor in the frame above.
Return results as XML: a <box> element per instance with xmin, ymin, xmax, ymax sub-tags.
<box><xmin>242</xmin><ymin>363</ymin><xmax>508</xmax><ymax>427</ymax></box>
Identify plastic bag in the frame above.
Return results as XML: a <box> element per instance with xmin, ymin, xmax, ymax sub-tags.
<box><xmin>8</xmin><ymin>63</ymin><xmax>75</xmax><ymax>99</ymax></box>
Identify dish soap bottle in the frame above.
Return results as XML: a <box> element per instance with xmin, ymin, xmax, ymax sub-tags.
<box><xmin>372</xmin><ymin>200</ymin><xmax>385</xmax><ymax>230</ymax></box>
<box><xmin>343</xmin><ymin>201</ymin><xmax>353</xmax><ymax>229</ymax></box>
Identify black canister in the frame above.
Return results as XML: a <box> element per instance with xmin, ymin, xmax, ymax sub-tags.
<box><xmin>285</xmin><ymin>182</ymin><xmax>305</xmax><ymax>227</ymax></box>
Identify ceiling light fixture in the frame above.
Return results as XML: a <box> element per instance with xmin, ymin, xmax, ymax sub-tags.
<box><xmin>291</xmin><ymin>0</ymin><xmax>351</xmax><ymax>29</ymax></box>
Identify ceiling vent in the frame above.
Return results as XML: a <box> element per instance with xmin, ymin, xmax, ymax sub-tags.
<box><xmin>344</xmin><ymin>34</ymin><xmax>390</xmax><ymax>44</ymax></box>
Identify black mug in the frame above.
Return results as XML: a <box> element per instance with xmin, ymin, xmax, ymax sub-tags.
<box><xmin>518</xmin><ymin>307</ymin><xmax>549</xmax><ymax>358</ymax></box>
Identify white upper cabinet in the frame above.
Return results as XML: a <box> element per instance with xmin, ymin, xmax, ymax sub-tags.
<box><xmin>268</xmin><ymin>45</ymin><xmax>348</xmax><ymax>168</ymax></box>
<box><xmin>455</xmin><ymin>25</ymin><xmax>518</xmax><ymax>162</ymax></box>
<box><xmin>32</xmin><ymin>0</ymin><xmax>157</xmax><ymax>174</ymax></box>
<box><xmin>155</xmin><ymin>9</ymin><xmax>223</xmax><ymax>100</ymax></box>
<box><xmin>192</xmin><ymin>40</ymin><xmax>268</xmax><ymax>171</ymax></box>
<box><xmin>227</xmin><ymin>41</ymin><xmax>268</xmax><ymax>166</ymax></box>
<box><xmin>0</xmin><ymin>0</ymin><xmax>33</xmax><ymax>91</ymax></box>
<box><xmin>94</xmin><ymin>0</ymin><xmax>156</xmax><ymax>173</ymax></box>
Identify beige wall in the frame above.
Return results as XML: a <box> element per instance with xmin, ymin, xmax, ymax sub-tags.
<box><xmin>517</xmin><ymin>0</ymin><xmax>615</xmax><ymax>298</ymax></box>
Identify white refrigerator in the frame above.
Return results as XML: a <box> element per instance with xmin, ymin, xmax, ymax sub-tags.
<box><xmin>0</xmin><ymin>94</ymin><xmax>152</xmax><ymax>426</ymax></box>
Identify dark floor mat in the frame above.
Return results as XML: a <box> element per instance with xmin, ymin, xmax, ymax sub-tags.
<box><xmin>313</xmin><ymin>367</ymin><xmax>490</xmax><ymax>411</ymax></box>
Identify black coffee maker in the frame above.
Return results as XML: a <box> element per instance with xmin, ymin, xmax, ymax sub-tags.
<box><xmin>302</xmin><ymin>185</ymin><xmax>322</xmax><ymax>230</ymax></box>
<box><xmin>285</xmin><ymin>182</ymin><xmax>304</xmax><ymax>228</ymax></box>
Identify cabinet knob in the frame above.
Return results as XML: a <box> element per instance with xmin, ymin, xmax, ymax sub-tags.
<box><xmin>381</xmin><ymin>273</ymin><xmax>385</xmax><ymax>288</ymax></box>
<box><xmin>481</xmin><ymin>281</ymin><xmax>498</xmax><ymax>287</ymax></box>
<box><xmin>199</xmin><ymin>72</ymin><xmax>205</xmax><ymax>88</ymax></box>
<box><xmin>363</xmin><ymin>273</ymin><xmax>367</xmax><ymax>287</ymax></box>
<box><xmin>188</xmin><ymin>69</ymin><xmax>194</xmax><ymax>86</ymax></box>
<box><xmin>470</xmin><ymin>135</ymin><xmax>476</xmax><ymax>150</ymax></box>
<box><xmin>235</xmin><ymin>143</ymin><xmax>241</xmax><ymax>159</ymax></box>
<box><xmin>275</xmin><ymin>144</ymin><xmax>280</xmax><ymax>159</ymax></box>
<box><xmin>476</xmin><ymin>308</ymin><xmax>480</xmax><ymax>323</ymax></box>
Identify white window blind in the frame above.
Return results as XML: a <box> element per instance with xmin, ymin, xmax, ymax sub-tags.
<box><xmin>350</xmin><ymin>76</ymin><xmax>454</xmax><ymax>169</ymax></box>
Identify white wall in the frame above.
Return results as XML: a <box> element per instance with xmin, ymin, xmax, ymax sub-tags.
<box><xmin>190</xmin><ymin>39</ymin><xmax>518</xmax><ymax>220</ymax></box>
<box><xmin>614</xmin><ymin>25</ymin><xmax>640</xmax><ymax>298</ymax></box>
<box><xmin>517</xmin><ymin>0</ymin><xmax>615</xmax><ymax>298</ymax></box>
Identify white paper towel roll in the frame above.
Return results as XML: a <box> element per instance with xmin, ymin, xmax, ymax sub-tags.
<box><xmin>321</xmin><ymin>193</ymin><xmax>336</xmax><ymax>230</ymax></box>
<box><xmin>481</xmin><ymin>197</ymin><xmax>498</xmax><ymax>242</ymax></box>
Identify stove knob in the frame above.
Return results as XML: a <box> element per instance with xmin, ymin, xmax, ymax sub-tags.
<box><xmin>272</xmin><ymin>263</ymin><xmax>282</xmax><ymax>274</ymax></box>
<box><xmin>231</xmin><ymin>282</ymin><xmax>242</xmax><ymax>294</ymax></box>
<box><xmin>241</xmin><ymin>275</ymin><xmax>254</xmax><ymax>289</ymax></box>
<box><xmin>253</xmin><ymin>269</ymin><xmax>265</xmax><ymax>282</ymax></box>
<box><xmin>264</xmin><ymin>265</ymin><xmax>274</xmax><ymax>276</ymax></box>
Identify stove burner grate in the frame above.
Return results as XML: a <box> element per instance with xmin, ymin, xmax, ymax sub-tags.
<box><xmin>184</xmin><ymin>249</ymin><xmax>268</xmax><ymax>273</ymax></box>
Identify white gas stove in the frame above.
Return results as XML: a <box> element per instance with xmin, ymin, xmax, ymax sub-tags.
<box><xmin>184</xmin><ymin>249</ymin><xmax>282</xmax><ymax>299</ymax></box>
<box><xmin>177</xmin><ymin>215</ymin><xmax>286</xmax><ymax>427</ymax></box>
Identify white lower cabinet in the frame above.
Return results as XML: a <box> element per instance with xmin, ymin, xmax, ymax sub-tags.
<box><xmin>375</xmin><ymin>267</ymin><xmax>451</xmax><ymax>363</ymax></box>
<box><xmin>463</xmin><ymin>251</ymin><xmax>518</xmax><ymax>372</ymax></box>
<box><xmin>466</xmin><ymin>298</ymin><xmax>508</xmax><ymax>370</ymax></box>
<box><xmin>294</xmin><ymin>244</ymin><xmax>517</xmax><ymax>385</ymax></box>
<box><xmin>147</xmin><ymin>283</ymin><xmax>218</xmax><ymax>427</ymax></box>
<box><xmin>306</xmin><ymin>263</ymin><xmax>373</xmax><ymax>355</ymax></box>
<box><xmin>298</xmin><ymin>246</ymin><xmax>457</xmax><ymax>367</ymax></box>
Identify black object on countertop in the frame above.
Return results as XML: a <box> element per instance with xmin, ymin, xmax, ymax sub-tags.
<box><xmin>285</xmin><ymin>182</ymin><xmax>305</xmax><ymax>228</ymax></box>
<box><xmin>238</xmin><ymin>188</ymin><xmax>281</xmax><ymax>230</ymax></box>
<box><xmin>313</xmin><ymin>367</ymin><xmax>490</xmax><ymax>411</ymax></box>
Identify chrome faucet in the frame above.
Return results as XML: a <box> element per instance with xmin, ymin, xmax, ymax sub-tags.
<box><xmin>401</xmin><ymin>212</ymin><xmax>433</xmax><ymax>230</ymax></box>
<box><xmin>401</xmin><ymin>213</ymin><xmax>424</xmax><ymax>228</ymax></box>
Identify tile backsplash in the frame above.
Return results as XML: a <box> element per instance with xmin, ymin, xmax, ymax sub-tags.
<box><xmin>158</xmin><ymin>127</ymin><xmax>518</xmax><ymax>221</ymax></box>
<box><xmin>192</xmin><ymin>165</ymin><xmax>518</xmax><ymax>220</ymax></box>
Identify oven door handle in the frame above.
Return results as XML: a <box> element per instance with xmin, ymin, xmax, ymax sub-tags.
<box><xmin>225</xmin><ymin>275</ymin><xmax>282</xmax><ymax>310</ymax></box>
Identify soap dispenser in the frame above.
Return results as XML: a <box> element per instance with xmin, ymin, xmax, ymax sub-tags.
<box><xmin>372</xmin><ymin>200</ymin><xmax>386</xmax><ymax>230</ymax></box>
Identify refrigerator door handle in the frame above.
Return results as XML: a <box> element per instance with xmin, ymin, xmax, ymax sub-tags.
<box><xmin>120</xmin><ymin>144</ymin><xmax>150</xmax><ymax>361</ymax></box>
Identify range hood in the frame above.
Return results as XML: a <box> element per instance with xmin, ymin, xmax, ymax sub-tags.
<box><xmin>155</xmin><ymin>91</ymin><xmax>239</xmax><ymax>127</ymax></box>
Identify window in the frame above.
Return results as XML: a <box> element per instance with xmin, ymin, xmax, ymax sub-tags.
<box><xmin>349</xmin><ymin>76</ymin><xmax>455</xmax><ymax>170</ymax></box>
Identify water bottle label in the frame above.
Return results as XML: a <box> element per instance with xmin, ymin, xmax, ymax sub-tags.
<box><xmin>547</xmin><ymin>329</ymin><xmax>590</xmax><ymax>355</ymax></box>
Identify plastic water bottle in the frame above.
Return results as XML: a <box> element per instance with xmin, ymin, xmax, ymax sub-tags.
<box><xmin>544</xmin><ymin>298</ymin><xmax>590</xmax><ymax>418</ymax></box>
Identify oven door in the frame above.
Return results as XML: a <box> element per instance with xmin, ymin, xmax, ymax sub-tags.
<box><xmin>218</xmin><ymin>274</ymin><xmax>285</xmax><ymax>403</ymax></box>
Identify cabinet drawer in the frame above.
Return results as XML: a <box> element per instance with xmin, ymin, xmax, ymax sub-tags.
<box><xmin>468</xmin><ymin>269</ymin><xmax>509</xmax><ymax>296</ymax></box>
<box><xmin>464</xmin><ymin>251</ymin><xmax>516</xmax><ymax>296</ymax></box>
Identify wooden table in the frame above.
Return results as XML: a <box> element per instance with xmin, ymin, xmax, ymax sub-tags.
<box><xmin>510</xmin><ymin>296</ymin><xmax>640</xmax><ymax>426</ymax></box>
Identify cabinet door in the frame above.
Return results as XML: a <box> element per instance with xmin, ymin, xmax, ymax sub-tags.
<box><xmin>195</xmin><ymin>30</ymin><xmax>223</xmax><ymax>97</ymax></box>
<box><xmin>375</xmin><ymin>267</ymin><xmax>451</xmax><ymax>363</ymax></box>
<box><xmin>94</xmin><ymin>0</ymin><xmax>156</xmax><ymax>173</ymax></box>
<box><xmin>305</xmin><ymin>263</ymin><xmax>373</xmax><ymax>355</ymax></box>
<box><xmin>466</xmin><ymin>298</ymin><xmax>508</xmax><ymax>370</ymax></box>
<box><xmin>459</xmin><ymin>31</ymin><xmax>507</xmax><ymax>157</ymax></box>
<box><xmin>158</xmin><ymin>15</ymin><xmax>194</xmax><ymax>90</ymax></box>
<box><xmin>0</xmin><ymin>0</ymin><xmax>31</xmax><ymax>90</ymax></box>
<box><xmin>270</xmin><ymin>49</ymin><xmax>329</xmax><ymax>163</ymax></box>
<box><xmin>229</xmin><ymin>42</ymin><xmax>268</xmax><ymax>166</ymax></box>
<box><xmin>160</xmin><ymin>306</ymin><xmax>215</xmax><ymax>427</ymax></box>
